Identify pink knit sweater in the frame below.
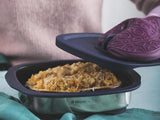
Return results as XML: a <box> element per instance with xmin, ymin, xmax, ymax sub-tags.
<box><xmin>0</xmin><ymin>0</ymin><xmax>159</xmax><ymax>65</ymax></box>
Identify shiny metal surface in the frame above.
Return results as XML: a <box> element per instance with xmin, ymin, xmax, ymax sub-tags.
<box><xmin>19</xmin><ymin>92</ymin><xmax>131</xmax><ymax>115</ymax></box>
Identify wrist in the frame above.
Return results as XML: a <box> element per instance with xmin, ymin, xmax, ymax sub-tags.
<box><xmin>147</xmin><ymin>5</ymin><xmax>160</xmax><ymax>17</ymax></box>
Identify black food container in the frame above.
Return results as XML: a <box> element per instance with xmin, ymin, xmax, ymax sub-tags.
<box><xmin>6</xmin><ymin>33</ymin><xmax>160</xmax><ymax>116</ymax></box>
<box><xmin>6</xmin><ymin>60</ymin><xmax>140</xmax><ymax>115</ymax></box>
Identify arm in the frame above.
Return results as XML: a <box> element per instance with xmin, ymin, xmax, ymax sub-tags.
<box><xmin>131</xmin><ymin>0</ymin><xmax>160</xmax><ymax>15</ymax></box>
<box><xmin>99</xmin><ymin>1</ymin><xmax>160</xmax><ymax>62</ymax></box>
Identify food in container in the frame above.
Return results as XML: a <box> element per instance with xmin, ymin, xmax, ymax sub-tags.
<box><xmin>26</xmin><ymin>62</ymin><xmax>121</xmax><ymax>92</ymax></box>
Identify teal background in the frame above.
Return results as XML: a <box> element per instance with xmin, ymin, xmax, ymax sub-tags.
<box><xmin>129</xmin><ymin>66</ymin><xmax>160</xmax><ymax>111</ymax></box>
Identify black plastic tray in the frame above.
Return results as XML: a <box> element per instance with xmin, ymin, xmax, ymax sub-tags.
<box><xmin>5</xmin><ymin>60</ymin><xmax>141</xmax><ymax>97</ymax></box>
<box><xmin>56</xmin><ymin>33</ymin><xmax>160</xmax><ymax>71</ymax></box>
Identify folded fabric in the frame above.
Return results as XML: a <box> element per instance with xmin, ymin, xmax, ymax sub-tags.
<box><xmin>0</xmin><ymin>92</ymin><xmax>160</xmax><ymax>120</ymax></box>
<box><xmin>61</xmin><ymin>109</ymin><xmax>160</xmax><ymax>120</ymax></box>
<box><xmin>84</xmin><ymin>108</ymin><xmax>160</xmax><ymax>120</ymax></box>
<box><xmin>0</xmin><ymin>92</ymin><xmax>40</xmax><ymax>120</ymax></box>
<box><xmin>98</xmin><ymin>16</ymin><xmax>160</xmax><ymax>62</ymax></box>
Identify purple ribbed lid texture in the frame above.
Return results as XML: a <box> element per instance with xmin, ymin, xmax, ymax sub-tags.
<box><xmin>99</xmin><ymin>16</ymin><xmax>160</xmax><ymax>62</ymax></box>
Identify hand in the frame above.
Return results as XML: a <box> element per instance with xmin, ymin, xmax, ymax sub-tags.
<box><xmin>99</xmin><ymin>16</ymin><xmax>160</xmax><ymax>62</ymax></box>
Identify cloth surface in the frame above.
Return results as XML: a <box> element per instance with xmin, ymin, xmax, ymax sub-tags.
<box><xmin>0</xmin><ymin>92</ymin><xmax>160</xmax><ymax>120</ymax></box>
<box><xmin>61</xmin><ymin>109</ymin><xmax>160</xmax><ymax>120</ymax></box>
<box><xmin>0</xmin><ymin>71</ymin><xmax>18</xmax><ymax>98</ymax></box>
<box><xmin>0</xmin><ymin>92</ymin><xmax>40</xmax><ymax>120</ymax></box>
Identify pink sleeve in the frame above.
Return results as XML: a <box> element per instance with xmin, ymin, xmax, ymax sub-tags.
<box><xmin>131</xmin><ymin>0</ymin><xmax>160</xmax><ymax>14</ymax></box>
<box><xmin>147</xmin><ymin>5</ymin><xmax>160</xmax><ymax>17</ymax></box>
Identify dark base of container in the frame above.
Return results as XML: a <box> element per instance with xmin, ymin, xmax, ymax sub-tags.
<box><xmin>32</xmin><ymin>107</ymin><xmax>126</xmax><ymax>120</ymax></box>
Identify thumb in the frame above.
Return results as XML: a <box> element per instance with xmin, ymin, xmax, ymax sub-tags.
<box><xmin>98</xmin><ymin>19</ymin><xmax>130</xmax><ymax>44</ymax></box>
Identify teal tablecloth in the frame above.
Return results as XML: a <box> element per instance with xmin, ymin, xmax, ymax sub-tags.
<box><xmin>0</xmin><ymin>66</ymin><xmax>160</xmax><ymax>120</ymax></box>
<box><xmin>0</xmin><ymin>92</ymin><xmax>160</xmax><ymax>120</ymax></box>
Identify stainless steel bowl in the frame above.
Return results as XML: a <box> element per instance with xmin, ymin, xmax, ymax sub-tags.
<box><xmin>19</xmin><ymin>92</ymin><xmax>131</xmax><ymax>115</ymax></box>
<box><xmin>5</xmin><ymin>60</ymin><xmax>141</xmax><ymax>115</ymax></box>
